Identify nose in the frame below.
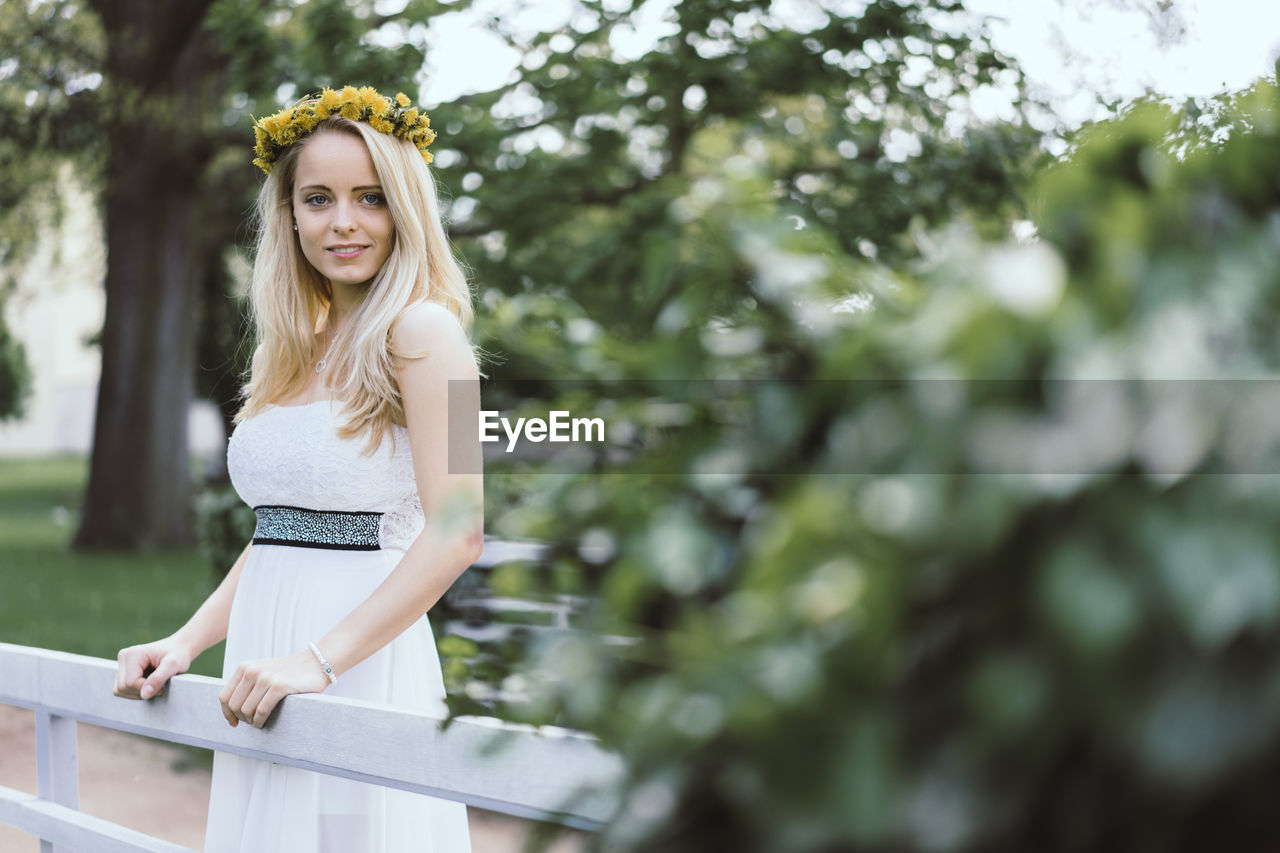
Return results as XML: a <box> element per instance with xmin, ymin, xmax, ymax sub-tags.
<box><xmin>331</xmin><ymin>199</ymin><xmax>356</xmax><ymax>233</ymax></box>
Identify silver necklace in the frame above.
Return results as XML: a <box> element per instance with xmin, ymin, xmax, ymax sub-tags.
<box><xmin>316</xmin><ymin>325</ymin><xmax>335</xmax><ymax>374</ymax></box>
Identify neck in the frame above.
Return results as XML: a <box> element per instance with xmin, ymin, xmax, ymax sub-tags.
<box><xmin>326</xmin><ymin>285</ymin><xmax>361</xmax><ymax>336</ymax></box>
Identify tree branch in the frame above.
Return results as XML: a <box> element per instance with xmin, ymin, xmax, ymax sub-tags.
<box><xmin>447</xmin><ymin>173</ymin><xmax>656</xmax><ymax>241</ymax></box>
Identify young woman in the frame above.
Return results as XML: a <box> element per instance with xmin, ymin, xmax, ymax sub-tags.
<box><xmin>112</xmin><ymin>86</ymin><xmax>482</xmax><ymax>852</ymax></box>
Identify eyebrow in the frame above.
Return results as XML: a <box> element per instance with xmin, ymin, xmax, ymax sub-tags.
<box><xmin>298</xmin><ymin>184</ymin><xmax>384</xmax><ymax>192</ymax></box>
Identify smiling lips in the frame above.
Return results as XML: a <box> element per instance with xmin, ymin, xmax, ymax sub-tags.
<box><xmin>327</xmin><ymin>244</ymin><xmax>369</xmax><ymax>258</ymax></box>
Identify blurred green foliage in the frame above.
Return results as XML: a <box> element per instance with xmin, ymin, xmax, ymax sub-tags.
<box><xmin>0</xmin><ymin>292</ymin><xmax>31</xmax><ymax>421</ymax></box>
<box><xmin>446</xmin><ymin>0</ymin><xmax>1046</xmax><ymax>353</ymax></box>
<box><xmin>465</xmin><ymin>79</ymin><xmax>1280</xmax><ymax>852</ymax></box>
<box><xmin>192</xmin><ymin>483</ymin><xmax>256</xmax><ymax>580</ymax></box>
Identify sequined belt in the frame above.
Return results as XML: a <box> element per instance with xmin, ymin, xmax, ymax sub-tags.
<box><xmin>252</xmin><ymin>505</ymin><xmax>382</xmax><ymax>551</ymax></box>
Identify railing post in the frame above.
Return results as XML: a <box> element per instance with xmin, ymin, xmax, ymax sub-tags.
<box><xmin>35</xmin><ymin>709</ymin><xmax>79</xmax><ymax>853</ymax></box>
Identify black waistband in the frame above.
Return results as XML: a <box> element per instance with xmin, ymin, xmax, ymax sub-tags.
<box><xmin>252</xmin><ymin>504</ymin><xmax>382</xmax><ymax>551</ymax></box>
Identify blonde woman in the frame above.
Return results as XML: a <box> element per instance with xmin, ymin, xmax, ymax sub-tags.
<box><xmin>112</xmin><ymin>86</ymin><xmax>481</xmax><ymax>852</ymax></box>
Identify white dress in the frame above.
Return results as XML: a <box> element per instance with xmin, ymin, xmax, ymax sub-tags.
<box><xmin>205</xmin><ymin>399</ymin><xmax>472</xmax><ymax>853</ymax></box>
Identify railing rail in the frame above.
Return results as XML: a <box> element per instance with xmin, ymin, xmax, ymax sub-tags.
<box><xmin>0</xmin><ymin>642</ymin><xmax>623</xmax><ymax>853</ymax></box>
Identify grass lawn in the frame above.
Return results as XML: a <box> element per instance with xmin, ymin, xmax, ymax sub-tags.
<box><xmin>0</xmin><ymin>455</ymin><xmax>226</xmax><ymax>678</ymax></box>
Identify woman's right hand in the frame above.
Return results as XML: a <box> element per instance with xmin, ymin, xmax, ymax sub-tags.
<box><xmin>114</xmin><ymin>638</ymin><xmax>194</xmax><ymax>700</ymax></box>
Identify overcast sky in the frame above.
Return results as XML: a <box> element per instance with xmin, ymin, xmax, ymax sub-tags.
<box><xmin>418</xmin><ymin>0</ymin><xmax>1280</xmax><ymax>127</ymax></box>
<box><xmin>971</xmin><ymin>0</ymin><xmax>1280</xmax><ymax>124</ymax></box>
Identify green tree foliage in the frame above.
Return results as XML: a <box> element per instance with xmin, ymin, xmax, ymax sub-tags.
<box><xmin>445</xmin><ymin>0</ymin><xmax>1045</xmax><ymax>350</ymax></box>
<box><xmin>0</xmin><ymin>293</ymin><xmax>31</xmax><ymax>421</ymax></box>
<box><xmin>466</xmin><ymin>79</ymin><xmax>1280</xmax><ymax>851</ymax></box>
<box><xmin>0</xmin><ymin>1</ymin><xmax>90</xmax><ymax>423</ymax></box>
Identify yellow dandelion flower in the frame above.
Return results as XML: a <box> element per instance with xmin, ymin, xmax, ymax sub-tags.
<box><xmin>395</xmin><ymin>92</ymin><xmax>411</xmax><ymax>108</ymax></box>
<box><xmin>358</xmin><ymin>86</ymin><xmax>380</xmax><ymax>109</ymax></box>
<box><xmin>401</xmin><ymin>108</ymin><xmax>419</xmax><ymax>125</ymax></box>
<box><xmin>339</xmin><ymin>101</ymin><xmax>361</xmax><ymax>120</ymax></box>
<box><xmin>320</xmin><ymin>89</ymin><xmax>341</xmax><ymax>111</ymax></box>
<box><xmin>421</xmin><ymin>150</ymin><xmax>434</xmax><ymax>165</ymax></box>
<box><xmin>370</xmin><ymin>116</ymin><xmax>394</xmax><ymax>133</ymax></box>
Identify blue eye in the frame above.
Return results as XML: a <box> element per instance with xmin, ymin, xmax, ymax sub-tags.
<box><xmin>305</xmin><ymin>194</ymin><xmax>328</xmax><ymax>206</ymax></box>
<box><xmin>362</xmin><ymin>192</ymin><xmax>385</xmax><ymax>205</ymax></box>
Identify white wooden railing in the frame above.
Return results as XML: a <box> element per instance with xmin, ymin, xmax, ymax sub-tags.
<box><xmin>0</xmin><ymin>643</ymin><xmax>623</xmax><ymax>851</ymax></box>
<box><xmin>0</xmin><ymin>640</ymin><xmax>623</xmax><ymax>852</ymax></box>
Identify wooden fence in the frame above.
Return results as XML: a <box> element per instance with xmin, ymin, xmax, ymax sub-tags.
<box><xmin>0</xmin><ymin>643</ymin><xmax>624</xmax><ymax>852</ymax></box>
<box><xmin>0</xmin><ymin>541</ymin><xmax>623</xmax><ymax>852</ymax></box>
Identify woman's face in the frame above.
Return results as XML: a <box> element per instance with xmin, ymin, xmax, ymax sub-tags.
<box><xmin>291</xmin><ymin>132</ymin><xmax>394</xmax><ymax>289</ymax></box>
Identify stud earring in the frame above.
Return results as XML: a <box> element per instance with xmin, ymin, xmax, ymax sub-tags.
<box><xmin>293</xmin><ymin>223</ymin><xmax>298</xmax><ymax>231</ymax></box>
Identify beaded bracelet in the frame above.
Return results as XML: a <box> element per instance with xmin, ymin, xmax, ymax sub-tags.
<box><xmin>308</xmin><ymin>642</ymin><xmax>338</xmax><ymax>685</ymax></box>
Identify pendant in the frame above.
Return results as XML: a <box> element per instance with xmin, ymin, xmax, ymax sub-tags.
<box><xmin>315</xmin><ymin>359</ymin><xmax>326</xmax><ymax>374</ymax></box>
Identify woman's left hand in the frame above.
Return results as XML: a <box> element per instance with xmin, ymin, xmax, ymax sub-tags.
<box><xmin>218</xmin><ymin>651</ymin><xmax>332</xmax><ymax>728</ymax></box>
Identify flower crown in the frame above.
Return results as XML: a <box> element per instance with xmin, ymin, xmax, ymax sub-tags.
<box><xmin>251</xmin><ymin>85</ymin><xmax>436</xmax><ymax>175</ymax></box>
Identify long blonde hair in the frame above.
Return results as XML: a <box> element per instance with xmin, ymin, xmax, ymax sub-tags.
<box><xmin>235</xmin><ymin>116</ymin><xmax>473</xmax><ymax>454</ymax></box>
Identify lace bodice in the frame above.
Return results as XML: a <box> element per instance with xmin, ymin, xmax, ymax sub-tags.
<box><xmin>227</xmin><ymin>400</ymin><xmax>424</xmax><ymax>550</ymax></box>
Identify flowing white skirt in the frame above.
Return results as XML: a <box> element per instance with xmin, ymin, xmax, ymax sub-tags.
<box><xmin>203</xmin><ymin>543</ymin><xmax>472</xmax><ymax>853</ymax></box>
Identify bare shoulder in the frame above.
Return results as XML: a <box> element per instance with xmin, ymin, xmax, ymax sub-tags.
<box><xmin>391</xmin><ymin>300</ymin><xmax>467</xmax><ymax>348</ymax></box>
<box><xmin>391</xmin><ymin>301</ymin><xmax>476</xmax><ymax>378</ymax></box>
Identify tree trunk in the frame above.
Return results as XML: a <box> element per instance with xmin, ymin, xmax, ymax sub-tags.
<box><xmin>74</xmin><ymin>0</ymin><xmax>219</xmax><ymax>549</ymax></box>
<box><xmin>74</xmin><ymin>137</ymin><xmax>199</xmax><ymax>548</ymax></box>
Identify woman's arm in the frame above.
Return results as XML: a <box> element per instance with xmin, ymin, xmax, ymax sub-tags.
<box><xmin>219</xmin><ymin>302</ymin><xmax>484</xmax><ymax>728</ymax></box>
<box><xmin>318</xmin><ymin>303</ymin><xmax>484</xmax><ymax>674</ymax></box>
<box><xmin>115</xmin><ymin>539</ymin><xmax>254</xmax><ymax>700</ymax></box>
